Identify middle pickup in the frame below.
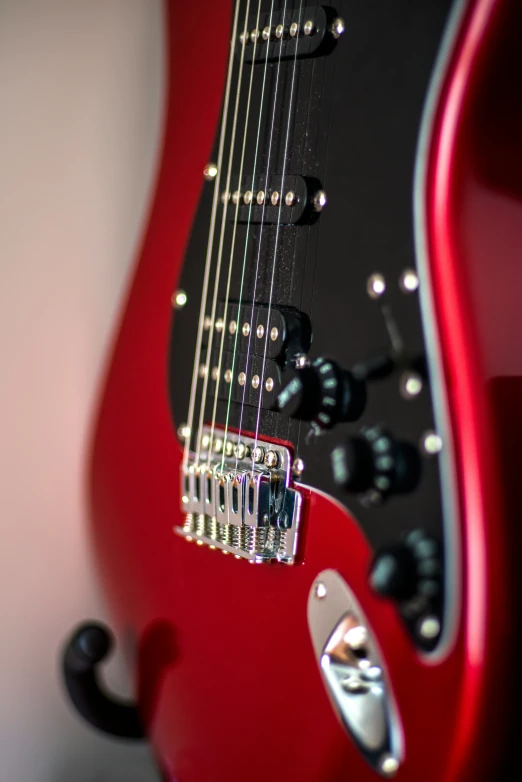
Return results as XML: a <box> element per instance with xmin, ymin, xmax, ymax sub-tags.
<box><xmin>202</xmin><ymin>302</ymin><xmax>311</xmax><ymax>364</ymax></box>
<box><xmin>222</xmin><ymin>174</ymin><xmax>321</xmax><ymax>225</ymax></box>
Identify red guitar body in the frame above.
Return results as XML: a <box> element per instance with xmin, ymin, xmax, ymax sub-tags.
<box><xmin>90</xmin><ymin>0</ymin><xmax>522</xmax><ymax>779</ymax></box>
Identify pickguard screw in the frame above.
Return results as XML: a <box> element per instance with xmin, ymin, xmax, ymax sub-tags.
<box><xmin>400</xmin><ymin>268</ymin><xmax>419</xmax><ymax>293</ymax></box>
<box><xmin>172</xmin><ymin>290</ymin><xmax>187</xmax><ymax>309</ymax></box>
<box><xmin>367</xmin><ymin>272</ymin><xmax>386</xmax><ymax>299</ymax></box>
<box><xmin>379</xmin><ymin>754</ymin><xmax>400</xmax><ymax>777</ymax></box>
<box><xmin>203</xmin><ymin>162</ymin><xmax>218</xmax><ymax>180</ymax></box>
<box><xmin>293</xmin><ymin>458</ymin><xmax>305</xmax><ymax>478</ymax></box>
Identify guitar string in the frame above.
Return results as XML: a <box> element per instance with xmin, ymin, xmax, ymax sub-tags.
<box><xmin>204</xmin><ymin>0</ymin><xmax>269</xmax><ymax>476</ymax></box>
<box><xmin>217</xmin><ymin>0</ymin><xmax>278</xmax><ymax>475</ymax></box>
<box><xmin>234</xmin><ymin>0</ymin><xmax>290</xmax><ymax>466</ymax></box>
<box><xmin>253</xmin><ymin>0</ymin><xmax>304</xmax><ymax>462</ymax></box>
<box><xmin>181</xmin><ymin>0</ymin><xmax>242</xmax><ymax>470</ymax></box>
<box><xmin>193</xmin><ymin>0</ymin><xmax>252</xmax><ymax>468</ymax></box>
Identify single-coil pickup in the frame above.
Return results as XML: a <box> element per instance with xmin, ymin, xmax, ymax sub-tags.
<box><xmin>222</xmin><ymin>175</ymin><xmax>322</xmax><ymax>225</ymax></box>
<box><xmin>237</xmin><ymin>5</ymin><xmax>333</xmax><ymax>64</ymax></box>
<box><xmin>202</xmin><ymin>302</ymin><xmax>311</xmax><ymax>364</ymax></box>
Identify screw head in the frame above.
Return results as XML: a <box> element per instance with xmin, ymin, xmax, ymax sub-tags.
<box><xmin>256</xmin><ymin>190</ymin><xmax>265</xmax><ymax>205</ymax></box>
<box><xmin>293</xmin><ymin>457</ymin><xmax>305</xmax><ymax>478</ymax></box>
<box><xmin>243</xmin><ymin>190</ymin><xmax>253</xmax><ymax>205</ymax></box>
<box><xmin>172</xmin><ymin>290</ymin><xmax>187</xmax><ymax>309</ymax></box>
<box><xmin>367</xmin><ymin>272</ymin><xmax>386</xmax><ymax>299</ymax></box>
<box><xmin>331</xmin><ymin>17</ymin><xmax>345</xmax><ymax>39</ymax></box>
<box><xmin>270</xmin><ymin>191</ymin><xmax>280</xmax><ymax>205</ymax></box>
<box><xmin>344</xmin><ymin>625</ymin><xmax>368</xmax><ymax>651</ymax></box>
<box><xmin>303</xmin><ymin>20</ymin><xmax>315</xmax><ymax>36</ymax></box>
<box><xmin>289</xmin><ymin>22</ymin><xmax>300</xmax><ymax>37</ymax></box>
<box><xmin>314</xmin><ymin>581</ymin><xmax>327</xmax><ymax>599</ymax></box>
<box><xmin>379</xmin><ymin>754</ymin><xmax>400</xmax><ymax>777</ymax></box>
<box><xmin>203</xmin><ymin>162</ymin><xmax>218</xmax><ymax>180</ymax></box>
<box><xmin>400</xmin><ymin>268</ymin><xmax>419</xmax><ymax>293</ymax></box>
<box><xmin>264</xmin><ymin>450</ymin><xmax>279</xmax><ymax>468</ymax></box>
<box><xmin>275</xmin><ymin>24</ymin><xmax>285</xmax><ymax>39</ymax></box>
<box><xmin>313</xmin><ymin>190</ymin><xmax>327</xmax><ymax>211</ymax></box>
<box><xmin>262</xmin><ymin>26</ymin><xmax>271</xmax><ymax>41</ymax></box>
<box><xmin>285</xmin><ymin>190</ymin><xmax>296</xmax><ymax>206</ymax></box>
<box><xmin>252</xmin><ymin>446</ymin><xmax>265</xmax><ymax>464</ymax></box>
<box><xmin>265</xmin><ymin>377</ymin><xmax>274</xmax><ymax>392</ymax></box>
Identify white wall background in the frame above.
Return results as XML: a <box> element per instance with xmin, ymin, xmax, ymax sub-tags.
<box><xmin>0</xmin><ymin>2</ymin><xmax>164</xmax><ymax>779</ymax></box>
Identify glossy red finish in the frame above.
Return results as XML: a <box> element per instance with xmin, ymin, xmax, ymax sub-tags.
<box><xmin>90</xmin><ymin>1</ymin><xmax>522</xmax><ymax>779</ymax></box>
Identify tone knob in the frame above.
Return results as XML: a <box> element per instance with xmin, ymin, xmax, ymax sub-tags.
<box><xmin>369</xmin><ymin>531</ymin><xmax>443</xmax><ymax>644</ymax></box>
<box><xmin>277</xmin><ymin>357</ymin><xmax>366</xmax><ymax>429</ymax></box>
<box><xmin>331</xmin><ymin>425</ymin><xmax>421</xmax><ymax>496</ymax></box>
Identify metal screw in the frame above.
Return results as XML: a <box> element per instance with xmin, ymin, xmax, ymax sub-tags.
<box><xmin>303</xmin><ymin>19</ymin><xmax>315</xmax><ymax>35</ymax></box>
<box><xmin>293</xmin><ymin>457</ymin><xmax>305</xmax><ymax>478</ymax></box>
<box><xmin>224</xmin><ymin>368</ymin><xmax>232</xmax><ymax>383</ymax></box>
<box><xmin>314</xmin><ymin>581</ymin><xmax>327</xmax><ymax>599</ymax></box>
<box><xmin>422</xmin><ymin>431</ymin><xmax>443</xmax><ymax>455</ymax></box>
<box><xmin>313</xmin><ymin>190</ymin><xmax>327</xmax><ymax>211</ymax></box>
<box><xmin>225</xmin><ymin>440</ymin><xmax>234</xmax><ymax>456</ymax></box>
<box><xmin>243</xmin><ymin>190</ymin><xmax>253</xmax><ymax>205</ymax></box>
<box><xmin>229</xmin><ymin>320</ymin><xmax>237</xmax><ymax>335</ymax></box>
<box><xmin>265</xmin><ymin>377</ymin><xmax>274</xmax><ymax>392</ymax></box>
<box><xmin>400</xmin><ymin>370</ymin><xmax>423</xmax><ymax>399</ymax></box>
<box><xmin>285</xmin><ymin>190</ymin><xmax>296</xmax><ymax>206</ymax></box>
<box><xmin>215</xmin><ymin>318</ymin><xmax>224</xmax><ymax>332</ymax></box>
<box><xmin>172</xmin><ymin>290</ymin><xmax>187</xmax><ymax>309</ymax></box>
<box><xmin>296</xmin><ymin>354</ymin><xmax>308</xmax><ymax>369</ymax></box>
<box><xmin>419</xmin><ymin>615</ymin><xmax>441</xmax><ymax>640</ymax></box>
<box><xmin>340</xmin><ymin>675</ymin><xmax>370</xmax><ymax>694</ymax></box>
<box><xmin>264</xmin><ymin>450</ymin><xmax>279</xmax><ymax>468</ymax></box>
<box><xmin>201</xmin><ymin>434</ymin><xmax>210</xmax><ymax>449</ymax></box>
<box><xmin>203</xmin><ymin>162</ymin><xmax>218</xmax><ymax>180</ymax></box>
<box><xmin>177</xmin><ymin>424</ymin><xmax>190</xmax><ymax>439</ymax></box>
<box><xmin>256</xmin><ymin>190</ymin><xmax>265</xmax><ymax>204</ymax></box>
<box><xmin>400</xmin><ymin>268</ymin><xmax>419</xmax><ymax>293</ymax></box>
<box><xmin>252</xmin><ymin>374</ymin><xmax>260</xmax><ymax>389</ymax></box>
<box><xmin>252</xmin><ymin>445</ymin><xmax>264</xmax><ymax>464</ymax></box>
<box><xmin>239</xmin><ymin>30</ymin><xmax>249</xmax><ymax>46</ymax></box>
<box><xmin>379</xmin><ymin>754</ymin><xmax>400</xmax><ymax>777</ymax></box>
<box><xmin>262</xmin><ymin>25</ymin><xmax>271</xmax><ymax>41</ymax></box>
<box><xmin>367</xmin><ymin>272</ymin><xmax>386</xmax><ymax>299</ymax></box>
<box><xmin>256</xmin><ymin>324</ymin><xmax>265</xmax><ymax>338</ymax></box>
<box><xmin>234</xmin><ymin>442</ymin><xmax>247</xmax><ymax>459</ymax></box>
<box><xmin>213</xmin><ymin>438</ymin><xmax>223</xmax><ymax>453</ymax></box>
<box><xmin>275</xmin><ymin>23</ymin><xmax>285</xmax><ymax>39</ymax></box>
<box><xmin>289</xmin><ymin>22</ymin><xmax>300</xmax><ymax>37</ymax></box>
<box><xmin>331</xmin><ymin>17</ymin><xmax>345</xmax><ymax>39</ymax></box>
<box><xmin>270</xmin><ymin>191</ymin><xmax>280</xmax><ymax>205</ymax></box>
<box><xmin>250</xmin><ymin>28</ymin><xmax>260</xmax><ymax>44</ymax></box>
<box><xmin>238</xmin><ymin>372</ymin><xmax>246</xmax><ymax>386</ymax></box>
<box><xmin>270</xmin><ymin>326</ymin><xmax>279</xmax><ymax>341</ymax></box>
<box><xmin>231</xmin><ymin>190</ymin><xmax>241</xmax><ymax>205</ymax></box>
<box><xmin>242</xmin><ymin>322</ymin><xmax>250</xmax><ymax>336</ymax></box>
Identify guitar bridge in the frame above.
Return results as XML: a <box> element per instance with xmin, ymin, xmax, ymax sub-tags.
<box><xmin>177</xmin><ymin>426</ymin><xmax>303</xmax><ymax>564</ymax></box>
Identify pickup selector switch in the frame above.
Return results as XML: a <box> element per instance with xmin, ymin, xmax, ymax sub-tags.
<box><xmin>277</xmin><ymin>357</ymin><xmax>366</xmax><ymax>429</ymax></box>
<box><xmin>331</xmin><ymin>426</ymin><xmax>421</xmax><ymax>497</ymax></box>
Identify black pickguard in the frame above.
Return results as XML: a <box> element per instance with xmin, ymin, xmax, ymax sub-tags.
<box><xmin>169</xmin><ymin>0</ymin><xmax>454</xmax><ymax>644</ymax></box>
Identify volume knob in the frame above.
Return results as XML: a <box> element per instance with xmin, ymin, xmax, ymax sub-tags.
<box><xmin>331</xmin><ymin>426</ymin><xmax>421</xmax><ymax>496</ymax></box>
<box><xmin>277</xmin><ymin>357</ymin><xmax>366</xmax><ymax>429</ymax></box>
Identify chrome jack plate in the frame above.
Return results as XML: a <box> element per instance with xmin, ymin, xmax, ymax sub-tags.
<box><xmin>307</xmin><ymin>570</ymin><xmax>403</xmax><ymax>777</ymax></box>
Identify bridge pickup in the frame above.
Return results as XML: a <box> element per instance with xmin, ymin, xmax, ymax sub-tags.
<box><xmin>238</xmin><ymin>6</ymin><xmax>332</xmax><ymax>64</ymax></box>
<box><xmin>224</xmin><ymin>175</ymin><xmax>321</xmax><ymax>225</ymax></box>
<box><xmin>202</xmin><ymin>303</ymin><xmax>311</xmax><ymax>364</ymax></box>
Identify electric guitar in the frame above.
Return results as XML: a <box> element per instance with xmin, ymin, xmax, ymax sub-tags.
<box><xmin>89</xmin><ymin>0</ymin><xmax>522</xmax><ymax>779</ymax></box>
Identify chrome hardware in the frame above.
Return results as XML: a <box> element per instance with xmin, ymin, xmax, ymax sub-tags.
<box><xmin>421</xmin><ymin>430</ymin><xmax>443</xmax><ymax>456</ymax></box>
<box><xmin>275</xmin><ymin>24</ymin><xmax>285</xmax><ymax>39</ymax></box>
<box><xmin>289</xmin><ymin>22</ymin><xmax>300</xmax><ymax>37</ymax></box>
<box><xmin>177</xmin><ymin>426</ymin><xmax>303</xmax><ymax>564</ymax></box>
<box><xmin>203</xmin><ymin>162</ymin><xmax>218</xmax><ymax>181</ymax></box>
<box><xmin>292</xmin><ymin>457</ymin><xmax>305</xmax><ymax>479</ymax></box>
<box><xmin>285</xmin><ymin>190</ymin><xmax>296</xmax><ymax>206</ymax></box>
<box><xmin>331</xmin><ymin>17</ymin><xmax>345</xmax><ymax>39</ymax></box>
<box><xmin>303</xmin><ymin>20</ymin><xmax>315</xmax><ymax>36</ymax></box>
<box><xmin>270</xmin><ymin>191</ymin><xmax>280</xmax><ymax>205</ymax></box>
<box><xmin>308</xmin><ymin>570</ymin><xmax>403</xmax><ymax>776</ymax></box>
<box><xmin>399</xmin><ymin>371</ymin><xmax>423</xmax><ymax>400</ymax></box>
<box><xmin>399</xmin><ymin>268</ymin><xmax>419</xmax><ymax>293</ymax></box>
<box><xmin>172</xmin><ymin>290</ymin><xmax>187</xmax><ymax>309</ymax></box>
<box><xmin>367</xmin><ymin>272</ymin><xmax>386</xmax><ymax>299</ymax></box>
<box><xmin>313</xmin><ymin>190</ymin><xmax>327</xmax><ymax>211</ymax></box>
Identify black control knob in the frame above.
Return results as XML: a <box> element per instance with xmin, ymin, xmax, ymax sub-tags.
<box><xmin>331</xmin><ymin>425</ymin><xmax>421</xmax><ymax>496</ymax></box>
<box><xmin>369</xmin><ymin>531</ymin><xmax>442</xmax><ymax>604</ymax></box>
<box><xmin>277</xmin><ymin>357</ymin><xmax>366</xmax><ymax>429</ymax></box>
